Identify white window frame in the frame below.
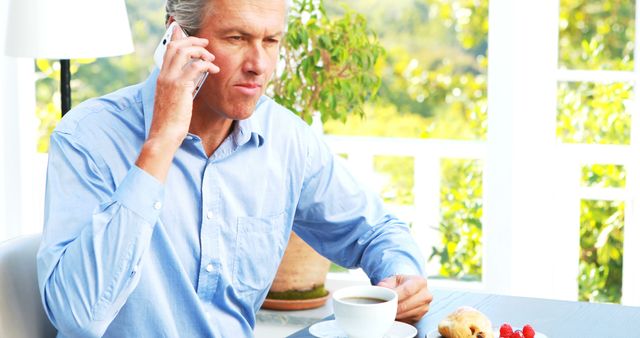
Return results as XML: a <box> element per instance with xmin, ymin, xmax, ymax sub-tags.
<box><xmin>327</xmin><ymin>0</ymin><xmax>640</xmax><ymax>306</ymax></box>
<box><xmin>483</xmin><ymin>0</ymin><xmax>565</xmax><ymax>300</ymax></box>
<box><xmin>1</xmin><ymin>0</ymin><xmax>43</xmax><ymax>242</ymax></box>
<box><xmin>482</xmin><ymin>0</ymin><xmax>639</xmax><ymax>305</ymax></box>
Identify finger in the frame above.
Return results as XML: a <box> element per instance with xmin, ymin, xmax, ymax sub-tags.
<box><xmin>396</xmin><ymin>287</ymin><xmax>432</xmax><ymax>315</ymax></box>
<box><xmin>167</xmin><ymin>36</ymin><xmax>210</xmax><ymax>48</ymax></box>
<box><xmin>376</xmin><ymin>276</ymin><xmax>399</xmax><ymax>289</ymax></box>
<box><xmin>165</xmin><ymin>46</ymin><xmax>216</xmax><ymax>74</ymax></box>
<box><xmin>170</xmin><ymin>23</ymin><xmax>187</xmax><ymax>41</ymax></box>
<box><xmin>181</xmin><ymin>60</ymin><xmax>219</xmax><ymax>84</ymax></box>
<box><xmin>168</xmin><ymin>23</ymin><xmax>208</xmax><ymax>46</ymax></box>
<box><xmin>396</xmin><ymin>304</ymin><xmax>429</xmax><ymax>324</ymax></box>
<box><xmin>180</xmin><ymin>55</ymin><xmax>218</xmax><ymax>72</ymax></box>
<box><xmin>162</xmin><ymin>38</ymin><xmax>212</xmax><ymax>71</ymax></box>
<box><xmin>395</xmin><ymin>277</ymin><xmax>424</xmax><ymax>302</ymax></box>
<box><xmin>396</xmin><ymin>291</ymin><xmax>432</xmax><ymax>322</ymax></box>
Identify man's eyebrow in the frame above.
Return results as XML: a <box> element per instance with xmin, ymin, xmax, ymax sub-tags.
<box><xmin>218</xmin><ymin>28</ymin><xmax>284</xmax><ymax>38</ymax></box>
<box><xmin>266</xmin><ymin>31</ymin><xmax>285</xmax><ymax>38</ymax></box>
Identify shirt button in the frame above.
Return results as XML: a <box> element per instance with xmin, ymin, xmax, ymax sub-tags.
<box><xmin>153</xmin><ymin>201</ymin><xmax>162</xmax><ymax>210</ymax></box>
<box><xmin>205</xmin><ymin>264</ymin><xmax>214</xmax><ymax>272</ymax></box>
<box><xmin>130</xmin><ymin>264</ymin><xmax>139</xmax><ymax>277</ymax></box>
<box><xmin>206</xmin><ymin>210</ymin><xmax>214</xmax><ymax>219</ymax></box>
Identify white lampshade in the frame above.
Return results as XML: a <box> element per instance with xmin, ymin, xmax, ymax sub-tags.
<box><xmin>4</xmin><ymin>0</ymin><xmax>134</xmax><ymax>59</ymax></box>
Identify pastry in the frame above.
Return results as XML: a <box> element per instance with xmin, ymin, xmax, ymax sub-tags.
<box><xmin>438</xmin><ymin>306</ymin><xmax>494</xmax><ymax>338</ymax></box>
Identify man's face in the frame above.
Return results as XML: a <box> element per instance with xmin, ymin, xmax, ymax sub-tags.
<box><xmin>194</xmin><ymin>0</ymin><xmax>286</xmax><ymax>121</ymax></box>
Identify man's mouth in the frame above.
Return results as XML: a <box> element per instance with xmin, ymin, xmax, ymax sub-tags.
<box><xmin>236</xmin><ymin>83</ymin><xmax>261</xmax><ymax>89</ymax></box>
<box><xmin>234</xmin><ymin>83</ymin><xmax>262</xmax><ymax>95</ymax></box>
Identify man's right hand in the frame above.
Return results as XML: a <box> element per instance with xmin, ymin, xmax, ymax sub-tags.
<box><xmin>136</xmin><ymin>24</ymin><xmax>220</xmax><ymax>182</ymax></box>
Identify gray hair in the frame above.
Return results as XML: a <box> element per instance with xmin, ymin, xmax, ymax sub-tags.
<box><xmin>165</xmin><ymin>0</ymin><xmax>291</xmax><ymax>36</ymax></box>
<box><xmin>165</xmin><ymin>0</ymin><xmax>209</xmax><ymax>36</ymax></box>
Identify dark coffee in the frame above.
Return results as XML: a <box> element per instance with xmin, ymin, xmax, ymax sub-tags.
<box><xmin>341</xmin><ymin>296</ymin><xmax>386</xmax><ymax>304</ymax></box>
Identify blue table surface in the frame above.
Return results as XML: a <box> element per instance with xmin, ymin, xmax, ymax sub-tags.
<box><xmin>287</xmin><ymin>289</ymin><xmax>640</xmax><ymax>338</ymax></box>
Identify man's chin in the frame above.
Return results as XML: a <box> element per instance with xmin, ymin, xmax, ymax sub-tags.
<box><xmin>225</xmin><ymin>104</ymin><xmax>258</xmax><ymax>121</ymax></box>
<box><xmin>232</xmin><ymin>112</ymin><xmax>254</xmax><ymax>121</ymax></box>
<box><xmin>240</xmin><ymin>96</ymin><xmax>263</xmax><ymax>117</ymax></box>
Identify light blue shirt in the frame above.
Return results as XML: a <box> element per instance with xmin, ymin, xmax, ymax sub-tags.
<box><xmin>37</xmin><ymin>69</ymin><xmax>425</xmax><ymax>338</ymax></box>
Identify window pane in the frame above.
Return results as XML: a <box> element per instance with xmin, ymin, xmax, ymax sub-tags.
<box><xmin>578</xmin><ymin>200</ymin><xmax>624</xmax><ymax>303</ymax></box>
<box><xmin>559</xmin><ymin>0</ymin><xmax>635</xmax><ymax>71</ymax></box>
<box><xmin>430</xmin><ymin>158</ymin><xmax>483</xmax><ymax>281</ymax></box>
<box><xmin>373</xmin><ymin>156</ymin><xmax>415</xmax><ymax>205</ymax></box>
<box><xmin>324</xmin><ymin>0</ymin><xmax>488</xmax><ymax>141</ymax></box>
<box><xmin>557</xmin><ymin>81</ymin><xmax>632</xmax><ymax>145</ymax></box>
<box><xmin>325</xmin><ymin>0</ymin><xmax>489</xmax><ymax>283</ymax></box>
<box><xmin>581</xmin><ymin>164</ymin><xmax>626</xmax><ymax>188</ymax></box>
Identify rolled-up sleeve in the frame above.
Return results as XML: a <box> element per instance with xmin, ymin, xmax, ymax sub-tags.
<box><xmin>37</xmin><ymin>131</ymin><xmax>163</xmax><ymax>337</ymax></box>
<box><xmin>292</xmin><ymin>131</ymin><xmax>425</xmax><ymax>285</ymax></box>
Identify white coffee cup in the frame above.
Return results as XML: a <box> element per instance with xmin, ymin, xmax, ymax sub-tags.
<box><xmin>332</xmin><ymin>285</ymin><xmax>398</xmax><ymax>338</ymax></box>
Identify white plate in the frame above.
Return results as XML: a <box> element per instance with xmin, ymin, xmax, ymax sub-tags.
<box><xmin>309</xmin><ymin>319</ymin><xmax>417</xmax><ymax>338</ymax></box>
<box><xmin>426</xmin><ymin>328</ymin><xmax>548</xmax><ymax>338</ymax></box>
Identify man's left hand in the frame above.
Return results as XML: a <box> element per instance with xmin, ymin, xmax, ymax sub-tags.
<box><xmin>377</xmin><ymin>275</ymin><xmax>433</xmax><ymax>324</ymax></box>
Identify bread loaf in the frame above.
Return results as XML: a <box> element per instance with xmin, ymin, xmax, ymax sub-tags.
<box><xmin>437</xmin><ymin>306</ymin><xmax>494</xmax><ymax>338</ymax></box>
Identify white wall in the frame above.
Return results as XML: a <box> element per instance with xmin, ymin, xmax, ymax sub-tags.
<box><xmin>1</xmin><ymin>0</ymin><xmax>43</xmax><ymax>242</ymax></box>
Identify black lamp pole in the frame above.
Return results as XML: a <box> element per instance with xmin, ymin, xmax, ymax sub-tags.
<box><xmin>60</xmin><ymin>59</ymin><xmax>71</xmax><ymax>116</ymax></box>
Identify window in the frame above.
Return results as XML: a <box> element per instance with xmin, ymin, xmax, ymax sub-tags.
<box><xmin>9</xmin><ymin>0</ymin><xmax>639</xmax><ymax>305</ymax></box>
<box><xmin>557</xmin><ymin>0</ymin><xmax>638</xmax><ymax>304</ymax></box>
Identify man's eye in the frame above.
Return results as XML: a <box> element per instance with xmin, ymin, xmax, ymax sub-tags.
<box><xmin>266</xmin><ymin>38</ymin><xmax>280</xmax><ymax>44</ymax></box>
<box><xmin>229</xmin><ymin>36</ymin><xmax>243</xmax><ymax>41</ymax></box>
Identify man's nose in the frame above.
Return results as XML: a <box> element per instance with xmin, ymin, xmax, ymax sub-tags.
<box><xmin>243</xmin><ymin>43</ymin><xmax>269</xmax><ymax>76</ymax></box>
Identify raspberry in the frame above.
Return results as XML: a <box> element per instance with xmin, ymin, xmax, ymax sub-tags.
<box><xmin>511</xmin><ymin>330</ymin><xmax>525</xmax><ymax>338</ymax></box>
<box><xmin>499</xmin><ymin>323</ymin><xmax>514</xmax><ymax>337</ymax></box>
<box><xmin>522</xmin><ymin>324</ymin><xmax>535</xmax><ymax>338</ymax></box>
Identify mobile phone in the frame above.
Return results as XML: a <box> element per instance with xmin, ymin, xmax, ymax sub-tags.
<box><xmin>153</xmin><ymin>22</ymin><xmax>209</xmax><ymax>99</ymax></box>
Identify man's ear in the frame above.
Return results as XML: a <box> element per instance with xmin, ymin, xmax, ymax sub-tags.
<box><xmin>166</xmin><ymin>16</ymin><xmax>176</xmax><ymax>28</ymax></box>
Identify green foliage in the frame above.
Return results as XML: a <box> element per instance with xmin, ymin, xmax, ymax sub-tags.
<box><xmin>558</xmin><ymin>0</ymin><xmax>634</xmax><ymax>303</ymax></box>
<box><xmin>578</xmin><ymin>166</ymin><xmax>626</xmax><ymax>304</ymax></box>
<box><xmin>329</xmin><ymin>0</ymin><xmax>630</xmax><ymax>301</ymax></box>
<box><xmin>373</xmin><ymin>156</ymin><xmax>415</xmax><ymax>205</ymax></box>
<box><xmin>557</xmin><ymin>82</ymin><xmax>632</xmax><ymax>145</ymax></box>
<box><xmin>271</xmin><ymin>0</ymin><xmax>385</xmax><ymax>124</ymax></box>
<box><xmin>559</xmin><ymin>0</ymin><xmax>635</xmax><ymax>70</ymax></box>
<box><xmin>430</xmin><ymin>159</ymin><xmax>483</xmax><ymax>280</ymax></box>
<box><xmin>35</xmin><ymin>58</ymin><xmax>92</xmax><ymax>152</ymax></box>
<box><xmin>581</xmin><ymin>164</ymin><xmax>626</xmax><ymax>188</ymax></box>
<box><xmin>578</xmin><ymin>200</ymin><xmax>624</xmax><ymax>303</ymax></box>
<box><xmin>414</xmin><ymin>0</ymin><xmax>488</xmax><ymax>140</ymax></box>
<box><xmin>324</xmin><ymin>103</ymin><xmax>431</xmax><ymax>137</ymax></box>
<box><xmin>326</xmin><ymin>0</ymin><xmax>487</xmax><ymax>278</ymax></box>
<box><xmin>327</xmin><ymin>0</ymin><xmax>487</xmax><ymax>139</ymax></box>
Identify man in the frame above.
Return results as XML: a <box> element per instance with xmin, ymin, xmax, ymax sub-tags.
<box><xmin>37</xmin><ymin>0</ymin><xmax>433</xmax><ymax>337</ymax></box>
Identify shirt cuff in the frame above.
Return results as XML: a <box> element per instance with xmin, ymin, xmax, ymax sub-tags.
<box><xmin>112</xmin><ymin>165</ymin><xmax>165</xmax><ymax>225</ymax></box>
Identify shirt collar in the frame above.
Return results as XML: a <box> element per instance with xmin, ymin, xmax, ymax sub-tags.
<box><xmin>141</xmin><ymin>68</ymin><xmax>265</xmax><ymax>148</ymax></box>
<box><xmin>238</xmin><ymin>97</ymin><xmax>265</xmax><ymax>147</ymax></box>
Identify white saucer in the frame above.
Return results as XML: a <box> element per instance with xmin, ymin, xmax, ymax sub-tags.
<box><xmin>426</xmin><ymin>328</ymin><xmax>548</xmax><ymax>338</ymax></box>
<box><xmin>309</xmin><ymin>319</ymin><xmax>417</xmax><ymax>338</ymax></box>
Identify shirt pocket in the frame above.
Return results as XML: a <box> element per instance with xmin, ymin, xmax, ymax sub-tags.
<box><xmin>233</xmin><ymin>211</ymin><xmax>286</xmax><ymax>299</ymax></box>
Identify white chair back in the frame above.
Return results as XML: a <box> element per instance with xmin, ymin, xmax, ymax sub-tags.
<box><xmin>0</xmin><ymin>234</ymin><xmax>57</xmax><ymax>337</ymax></box>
